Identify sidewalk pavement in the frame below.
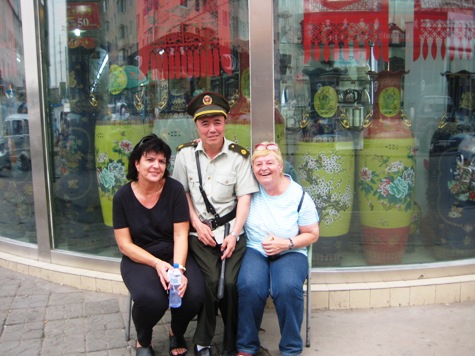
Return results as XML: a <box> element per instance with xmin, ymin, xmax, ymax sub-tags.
<box><xmin>0</xmin><ymin>266</ymin><xmax>474</xmax><ymax>356</ymax></box>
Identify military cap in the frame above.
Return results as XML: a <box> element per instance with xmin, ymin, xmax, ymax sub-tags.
<box><xmin>186</xmin><ymin>92</ymin><xmax>230</xmax><ymax>121</ymax></box>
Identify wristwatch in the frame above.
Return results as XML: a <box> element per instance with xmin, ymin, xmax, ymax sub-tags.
<box><xmin>230</xmin><ymin>231</ymin><xmax>240</xmax><ymax>242</ymax></box>
<box><xmin>288</xmin><ymin>238</ymin><xmax>294</xmax><ymax>250</ymax></box>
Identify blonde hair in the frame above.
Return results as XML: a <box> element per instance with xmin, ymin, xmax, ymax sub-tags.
<box><xmin>251</xmin><ymin>141</ymin><xmax>284</xmax><ymax>167</ymax></box>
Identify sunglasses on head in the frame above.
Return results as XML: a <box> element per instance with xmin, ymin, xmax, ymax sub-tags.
<box><xmin>138</xmin><ymin>134</ymin><xmax>158</xmax><ymax>147</ymax></box>
<box><xmin>254</xmin><ymin>142</ymin><xmax>280</xmax><ymax>151</ymax></box>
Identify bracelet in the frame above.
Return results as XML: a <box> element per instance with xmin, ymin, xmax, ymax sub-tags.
<box><xmin>230</xmin><ymin>231</ymin><xmax>240</xmax><ymax>242</ymax></box>
<box><xmin>154</xmin><ymin>259</ymin><xmax>160</xmax><ymax>268</ymax></box>
<box><xmin>288</xmin><ymin>238</ymin><xmax>294</xmax><ymax>250</ymax></box>
<box><xmin>176</xmin><ymin>264</ymin><xmax>186</xmax><ymax>272</ymax></box>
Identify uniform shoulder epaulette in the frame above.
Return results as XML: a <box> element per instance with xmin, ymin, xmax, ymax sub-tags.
<box><xmin>176</xmin><ymin>141</ymin><xmax>198</xmax><ymax>152</ymax></box>
<box><xmin>228</xmin><ymin>143</ymin><xmax>250</xmax><ymax>158</ymax></box>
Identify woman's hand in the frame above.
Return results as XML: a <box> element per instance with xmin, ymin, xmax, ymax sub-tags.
<box><xmin>261</xmin><ymin>233</ymin><xmax>289</xmax><ymax>256</ymax></box>
<box><xmin>154</xmin><ymin>259</ymin><xmax>173</xmax><ymax>290</ymax></box>
<box><xmin>165</xmin><ymin>268</ymin><xmax>188</xmax><ymax>298</ymax></box>
<box><xmin>176</xmin><ymin>273</ymin><xmax>188</xmax><ymax>298</ymax></box>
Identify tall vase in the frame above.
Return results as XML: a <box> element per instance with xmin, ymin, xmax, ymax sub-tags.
<box><xmin>356</xmin><ymin>70</ymin><xmax>416</xmax><ymax>265</ymax></box>
<box><xmin>296</xmin><ymin>66</ymin><xmax>355</xmax><ymax>266</ymax></box>
<box><xmin>295</xmin><ymin>129</ymin><xmax>354</xmax><ymax>266</ymax></box>
<box><xmin>95</xmin><ymin>120</ymin><xmax>153</xmax><ymax>226</ymax></box>
<box><xmin>427</xmin><ymin>121</ymin><xmax>475</xmax><ymax>260</ymax></box>
<box><xmin>227</xmin><ymin>91</ymin><xmax>251</xmax><ymax>149</ymax></box>
<box><xmin>153</xmin><ymin>114</ymin><xmax>198</xmax><ymax>172</ymax></box>
<box><xmin>55</xmin><ymin>111</ymin><xmax>103</xmax><ymax>239</ymax></box>
<box><xmin>227</xmin><ymin>93</ymin><xmax>286</xmax><ymax>151</ymax></box>
<box><xmin>227</xmin><ymin>54</ymin><xmax>251</xmax><ymax>149</ymax></box>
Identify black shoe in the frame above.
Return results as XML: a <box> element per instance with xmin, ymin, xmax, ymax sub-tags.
<box><xmin>194</xmin><ymin>345</ymin><xmax>212</xmax><ymax>356</ymax></box>
<box><xmin>169</xmin><ymin>334</ymin><xmax>188</xmax><ymax>356</ymax></box>
<box><xmin>136</xmin><ymin>346</ymin><xmax>155</xmax><ymax>356</ymax></box>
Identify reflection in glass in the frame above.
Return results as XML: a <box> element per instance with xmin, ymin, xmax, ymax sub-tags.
<box><xmin>276</xmin><ymin>0</ymin><xmax>475</xmax><ymax>267</ymax></box>
<box><xmin>45</xmin><ymin>1</ymin><xmax>249</xmax><ymax>257</ymax></box>
<box><xmin>0</xmin><ymin>1</ymin><xmax>36</xmax><ymax>243</ymax></box>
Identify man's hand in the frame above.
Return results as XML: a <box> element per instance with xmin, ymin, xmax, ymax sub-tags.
<box><xmin>194</xmin><ymin>220</ymin><xmax>217</xmax><ymax>247</ymax></box>
<box><xmin>220</xmin><ymin>234</ymin><xmax>237</xmax><ymax>259</ymax></box>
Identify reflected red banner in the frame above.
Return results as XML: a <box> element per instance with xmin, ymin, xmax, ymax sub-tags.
<box><xmin>303</xmin><ymin>0</ymin><xmax>389</xmax><ymax>63</ymax></box>
<box><xmin>138</xmin><ymin>0</ymin><xmax>231</xmax><ymax>80</ymax></box>
<box><xmin>413</xmin><ymin>0</ymin><xmax>474</xmax><ymax>61</ymax></box>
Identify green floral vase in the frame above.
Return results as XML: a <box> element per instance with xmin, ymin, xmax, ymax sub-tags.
<box><xmin>95</xmin><ymin>120</ymin><xmax>153</xmax><ymax>226</ymax></box>
<box><xmin>295</xmin><ymin>133</ymin><xmax>354</xmax><ymax>266</ymax></box>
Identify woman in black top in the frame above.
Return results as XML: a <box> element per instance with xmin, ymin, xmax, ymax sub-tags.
<box><xmin>113</xmin><ymin>134</ymin><xmax>204</xmax><ymax>356</ymax></box>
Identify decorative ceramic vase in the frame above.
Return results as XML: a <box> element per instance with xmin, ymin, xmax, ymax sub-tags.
<box><xmin>153</xmin><ymin>114</ymin><xmax>198</xmax><ymax>172</ymax></box>
<box><xmin>356</xmin><ymin>70</ymin><xmax>416</xmax><ymax>265</ymax></box>
<box><xmin>95</xmin><ymin>120</ymin><xmax>153</xmax><ymax>226</ymax></box>
<box><xmin>227</xmin><ymin>94</ymin><xmax>285</xmax><ymax>151</ymax></box>
<box><xmin>406</xmin><ymin>201</ymin><xmax>422</xmax><ymax>253</ymax></box>
<box><xmin>296</xmin><ymin>66</ymin><xmax>357</xmax><ymax>266</ymax></box>
<box><xmin>295</xmin><ymin>129</ymin><xmax>354</xmax><ymax>266</ymax></box>
<box><xmin>427</xmin><ymin>122</ymin><xmax>475</xmax><ymax>260</ymax></box>
<box><xmin>55</xmin><ymin>112</ymin><xmax>103</xmax><ymax>234</ymax></box>
<box><xmin>226</xmin><ymin>56</ymin><xmax>251</xmax><ymax>149</ymax></box>
<box><xmin>227</xmin><ymin>92</ymin><xmax>251</xmax><ymax>149</ymax></box>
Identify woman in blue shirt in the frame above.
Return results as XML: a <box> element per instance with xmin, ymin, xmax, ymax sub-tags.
<box><xmin>236</xmin><ymin>142</ymin><xmax>319</xmax><ymax>356</ymax></box>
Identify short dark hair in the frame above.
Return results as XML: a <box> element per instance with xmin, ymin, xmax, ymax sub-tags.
<box><xmin>126</xmin><ymin>134</ymin><xmax>172</xmax><ymax>181</ymax></box>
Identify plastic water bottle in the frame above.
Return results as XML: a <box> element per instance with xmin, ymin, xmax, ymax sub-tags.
<box><xmin>168</xmin><ymin>263</ymin><xmax>182</xmax><ymax>308</ymax></box>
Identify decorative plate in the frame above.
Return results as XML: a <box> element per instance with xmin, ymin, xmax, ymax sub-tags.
<box><xmin>379</xmin><ymin>87</ymin><xmax>400</xmax><ymax>117</ymax></box>
<box><xmin>314</xmin><ymin>86</ymin><xmax>338</xmax><ymax>118</ymax></box>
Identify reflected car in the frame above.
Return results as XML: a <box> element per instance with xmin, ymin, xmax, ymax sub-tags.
<box><xmin>3</xmin><ymin>114</ymin><xmax>31</xmax><ymax>171</ymax></box>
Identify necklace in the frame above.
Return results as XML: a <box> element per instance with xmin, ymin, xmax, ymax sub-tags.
<box><xmin>134</xmin><ymin>180</ymin><xmax>165</xmax><ymax>200</ymax></box>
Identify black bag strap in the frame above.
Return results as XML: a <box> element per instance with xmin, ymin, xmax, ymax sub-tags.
<box><xmin>195</xmin><ymin>150</ymin><xmax>219</xmax><ymax>218</ymax></box>
<box><xmin>297</xmin><ymin>186</ymin><xmax>305</xmax><ymax>213</ymax></box>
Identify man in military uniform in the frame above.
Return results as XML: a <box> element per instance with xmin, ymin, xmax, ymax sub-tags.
<box><xmin>173</xmin><ymin>92</ymin><xmax>258</xmax><ymax>356</ymax></box>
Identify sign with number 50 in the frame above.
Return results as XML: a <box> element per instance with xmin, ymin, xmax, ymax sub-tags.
<box><xmin>67</xmin><ymin>3</ymin><xmax>101</xmax><ymax>30</ymax></box>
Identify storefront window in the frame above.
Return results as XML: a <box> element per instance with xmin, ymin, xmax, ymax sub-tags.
<box><xmin>0</xmin><ymin>1</ymin><xmax>36</xmax><ymax>244</ymax></box>
<box><xmin>276</xmin><ymin>0</ymin><xmax>475</xmax><ymax>267</ymax></box>
<box><xmin>45</xmin><ymin>0</ymin><xmax>249</xmax><ymax>256</ymax></box>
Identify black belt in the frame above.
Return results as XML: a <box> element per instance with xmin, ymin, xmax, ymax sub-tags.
<box><xmin>190</xmin><ymin>207</ymin><xmax>236</xmax><ymax>232</ymax></box>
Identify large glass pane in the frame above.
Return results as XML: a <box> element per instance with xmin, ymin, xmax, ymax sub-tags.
<box><xmin>45</xmin><ymin>0</ymin><xmax>249</xmax><ymax>256</ymax></box>
<box><xmin>275</xmin><ymin>0</ymin><xmax>475</xmax><ymax>267</ymax></box>
<box><xmin>0</xmin><ymin>1</ymin><xmax>37</xmax><ymax>243</ymax></box>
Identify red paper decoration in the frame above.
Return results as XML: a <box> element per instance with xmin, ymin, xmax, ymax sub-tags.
<box><xmin>303</xmin><ymin>0</ymin><xmax>389</xmax><ymax>63</ymax></box>
<box><xmin>138</xmin><ymin>0</ymin><xmax>232</xmax><ymax>80</ymax></box>
<box><xmin>413</xmin><ymin>0</ymin><xmax>474</xmax><ymax>61</ymax></box>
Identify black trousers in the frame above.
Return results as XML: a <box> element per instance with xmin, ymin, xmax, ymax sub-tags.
<box><xmin>121</xmin><ymin>242</ymin><xmax>205</xmax><ymax>347</ymax></box>
<box><xmin>189</xmin><ymin>233</ymin><xmax>246</xmax><ymax>352</ymax></box>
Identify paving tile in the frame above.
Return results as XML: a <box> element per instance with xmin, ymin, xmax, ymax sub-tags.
<box><xmin>45</xmin><ymin>302</ymin><xmax>84</xmax><ymax>320</ymax></box>
<box><xmin>5</xmin><ymin>306</ymin><xmax>46</xmax><ymax>325</ymax></box>
<box><xmin>0</xmin><ymin>339</ymin><xmax>43</xmax><ymax>355</ymax></box>
<box><xmin>0</xmin><ymin>295</ymin><xmax>15</xmax><ymax>311</ymax></box>
<box><xmin>11</xmin><ymin>293</ymin><xmax>49</xmax><ymax>309</ymax></box>
<box><xmin>49</xmin><ymin>291</ymin><xmax>84</xmax><ymax>305</ymax></box>
<box><xmin>85</xmin><ymin>298</ymin><xmax>121</xmax><ymax>316</ymax></box>
<box><xmin>0</xmin><ymin>321</ymin><xmax>44</xmax><ymax>341</ymax></box>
